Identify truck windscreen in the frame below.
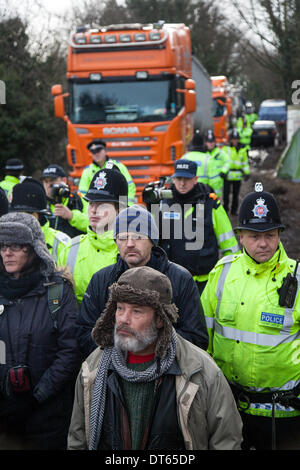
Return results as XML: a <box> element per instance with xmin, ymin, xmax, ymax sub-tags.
<box><xmin>213</xmin><ymin>96</ymin><xmax>226</xmax><ymax>118</ymax></box>
<box><xmin>258</xmin><ymin>106</ymin><xmax>287</xmax><ymax>122</ymax></box>
<box><xmin>69</xmin><ymin>77</ymin><xmax>177</xmax><ymax>124</ymax></box>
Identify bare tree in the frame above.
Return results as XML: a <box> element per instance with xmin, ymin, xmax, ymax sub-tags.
<box><xmin>230</xmin><ymin>0</ymin><xmax>300</xmax><ymax>102</ymax></box>
<box><xmin>190</xmin><ymin>0</ymin><xmax>241</xmax><ymax>78</ymax></box>
<box><xmin>70</xmin><ymin>0</ymin><xmax>129</xmax><ymax>29</ymax></box>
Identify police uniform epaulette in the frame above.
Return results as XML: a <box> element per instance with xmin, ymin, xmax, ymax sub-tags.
<box><xmin>216</xmin><ymin>253</ymin><xmax>241</xmax><ymax>266</ymax></box>
<box><xmin>110</xmin><ymin>159</ymin><xmax>121</xmax><ymax>165</ymax></box>
<box><xmin>70</xmin><ymin>234</ymin><xmax>84</xmax><ymax>246</ymax></box>
<box><xmin>55</xmin><ymin>231</ymin><xmax>71</xmax><ymax>245</ymax></box>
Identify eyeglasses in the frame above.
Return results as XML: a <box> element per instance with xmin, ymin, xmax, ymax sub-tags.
<box><xmin>116</xmin><ymin>233</ymin><xmax>149</xmax><ymax>242</ymax></box>
<box><xmin>0</xmin><ymin>244</ymin><xmax>27</xmax><ymax>253</ymax></box>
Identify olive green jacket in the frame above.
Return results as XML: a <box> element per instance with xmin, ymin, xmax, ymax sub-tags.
<box><xmin>67</xmin><ymin>334</ymin><xmax>243</xmax><ymax>450</ymax></box>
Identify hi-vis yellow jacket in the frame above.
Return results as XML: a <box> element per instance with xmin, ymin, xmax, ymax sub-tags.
<box><xmin>221</xmin><ymin>145</ymin><xmax>250</xmax><ymax>182</ymax></box>
<box><xmin>201</xmin><ymin>243</ymin><xmax>300</xmax><ymax>418</ymax></box>
<box><xmin>78</xmin><ymin>161</ymin><xmax>136</xmax><ymax>206</ymax></box>
<box><xmin>41</xmin><ymin>220</ymin><xmax>70</xmax><ymax>262</ymax></box>
<box><xmin>57</xmin><ymin>228</ymin><xmax>118</xmax><ymax>305</ymax></box>
<box><xmin>0</xmin><ymin>175</ymin><xmax>19</xmax><ymax>196</ymax></box>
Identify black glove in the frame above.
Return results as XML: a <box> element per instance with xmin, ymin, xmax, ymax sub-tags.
<box><xmin>243</xmin><ymin>174</ymin><xmax>250</xmax><ymax>181</ymax></box>
<box><xmin>8</xmin><ymin>365</ymin><xmax>31</xmax><ymax>394</ymax></box>
<box><xmin>0</xmin><ymin>365</ymin><xmax>32</xmax><ymax>397</ymax></box>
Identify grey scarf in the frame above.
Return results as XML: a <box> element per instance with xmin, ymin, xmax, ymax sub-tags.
<box><xmin>89</xmin><ymin>328</ymin><xmax>177</xmax><ymax>450</ymax></box>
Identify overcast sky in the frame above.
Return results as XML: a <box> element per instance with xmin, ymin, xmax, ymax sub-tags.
<box><xmin>0</xmin><ymin>0</ymin><xmax>255</xmax><ymax>45</ymax></box>
<box><xmin>1</xmin><ymin>0</ymin><xmax>239</xmax><ymax>27</ymax></box>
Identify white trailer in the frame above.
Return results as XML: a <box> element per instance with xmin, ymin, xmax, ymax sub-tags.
<box><xmin>192</xmin><ymin>55</ymin><xmax>214</xmax><ymax>134</ymax></box>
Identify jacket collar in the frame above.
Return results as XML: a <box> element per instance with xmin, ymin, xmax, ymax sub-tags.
<box><xmin>241</xmin><ymin>241</ymin><xmax>287</xmax><ymax>275</ymax></box>
<box><xmin>5</xmin><ymin>175</ymin><xmax>19</xmax><ymax>184</ymax></box>
<box><xmin>108</xmin><ymin>356</ymin><xmax>181</xmax><ymax>376</ymax></box>
<box><xmin>115</xmin><ymin>246</ymin><xmax>169</xmax><ymax>275</ymax></box>
<box><xmin>87</xmin><ymin>227</ymin><xmax>118</xmax><ymax>251</ymax></box>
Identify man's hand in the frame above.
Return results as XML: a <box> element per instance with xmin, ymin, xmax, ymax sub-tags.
<box><xmin>54</xmin><ymin>204</ymin><xmax>73</xmax><ymax>221</ymax></box>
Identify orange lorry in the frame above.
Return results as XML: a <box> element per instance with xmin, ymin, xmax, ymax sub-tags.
<box><xmin>51</xmin><ymin>22</ymin><xmax>197</xmax><ymax>197</ymax></box>
<box><xmin>211</xmin><ymin>75</ymin><xmax>233</xmax><ymax>145</ymax></box>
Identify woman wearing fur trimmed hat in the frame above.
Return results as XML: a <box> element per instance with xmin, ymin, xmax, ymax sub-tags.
<box><xmin>68</xmin><ymin>266</ymin><xmax>243</xmax><ymax>450</ymax></box>
<box><xmin>0</xmin><ymin>212</ymin><xmax>80</xmax><ymax>449</ymax></box>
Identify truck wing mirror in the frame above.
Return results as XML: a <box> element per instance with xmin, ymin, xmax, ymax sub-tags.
<box><xmin>51</xmin><ymin>84</ymin><xmax>63</xmax><ymax>96</ymax></box>
<box><xmin>52</xmin><ymin>94</ymin><xmax>69</xmax><ymax>121</ymax></box>
<box><xmin>185</xmin><ymin>89</ymin><xmax>196</xmax><ymax>113</ymax></box>
<box><xmin>185</xmin><ymin>78</ymin><xmax>195</xmax><ymax>90</ymax></box>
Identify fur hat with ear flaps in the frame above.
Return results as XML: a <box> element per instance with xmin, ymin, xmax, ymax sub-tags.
<box><xmin>92</xmin><ymin>266</ymin><xmax>179</xmax><ymax>358</ymax></box>
<box><xmin>0</xmin><ymin>212</ymin><xmax>56</xmax><ymax>277</ymax></box>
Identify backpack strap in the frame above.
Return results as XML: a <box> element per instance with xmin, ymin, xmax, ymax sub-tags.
<box><xmin>47</xmin><ymin>282</ymin><xmax>64</xmax><ymax>329</ymax></box>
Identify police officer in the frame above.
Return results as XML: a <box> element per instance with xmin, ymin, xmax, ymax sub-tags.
<box><xmin>203</xmin><ymin>129</ymin><xmax>230</xmax><ymax>199</ymax></box>
<box><xmin>41</xmin><ymin>164</ymin><xmax>89</xmax><ymax>238</ymax></box>
<box><xmin>158</xmin><ymin>159</ymin><xmax>240</xmax><ymax>295</ymax></box>
<box><xmin>78</xmin><ymin>139</ymin><xmax>136</xmax><ymax>206</ymax></box>
<box><xmin>180</xmin><ymin>130</ymin><xmax>215</xmax><ymax>193</ymax></box>
<box><xmin>10</xmin><ymin>177</ymin><xmax>70</xmax><ymax>262</ymax></box>
<box><xmin>237</xmin><ymin>117</ymin><xmax>253</xmax><ymax>150</ymax></box>
<box><xmin>201</xmin><ymin>183</ymin><xmax>300</xmax><ymax>450</ymax></box>
<box><xmin>0</xmin><ymin>158</ymin><xmax>24</xmax><ymax>196</ymax></box>
<box><xmin>57</xmin><ymin>168</ymin><xmax>128</xmax><ymax>305</ymax></box>
<box><xmin>237</xmin><ymin>102</ymin><xmax>258</xmax><ymax>129</ymax></box>
<box><xmin>222</xmin><ymin>129</ymin><xmax>250</xmax><ymax>215</ymax></box>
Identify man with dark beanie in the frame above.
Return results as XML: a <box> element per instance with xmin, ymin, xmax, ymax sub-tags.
<box><xmin>68</xmin><ymin>266</ymin><xmax>243</xmax><ymax>450</ymax></box>
<box><xmin>77</xmin><ymin>204</ymin><xmax>209</xmax><ymax>358</ymax></box>
<box><xmin>57</xmin><ymin>168</ymin><xmax>128</xmax><ymax>304</ymax></box>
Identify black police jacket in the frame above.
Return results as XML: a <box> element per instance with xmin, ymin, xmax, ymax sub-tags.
<box><xmin>159</xmin><ymin>183</ymin><xmax>219</xmax><ymax>276</ymax></box>
<box><xmin>77</xmin><ymin>246</ymin><xmax>209</xmax><ymax>358</ymax></box>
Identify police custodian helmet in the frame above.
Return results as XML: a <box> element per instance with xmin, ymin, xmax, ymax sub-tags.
<box><xmin>10</xmin><ymin>177</ymin><xmax>52</xmax><ymax>216</ymax></box>
<box><xmin>84</xmin><ymin>168</ymin><xmax>128</xmax><ymax>206</ymax></box>
<box><xmin>235</xmin><ymin>182</ymin><xmax>285</xmax><ymax>232</ymax></box>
